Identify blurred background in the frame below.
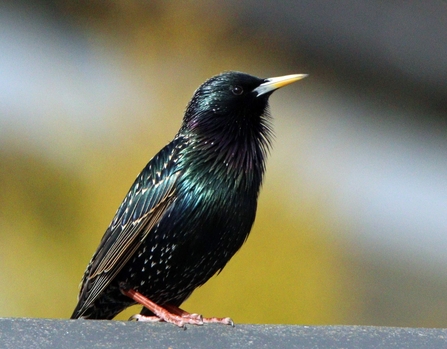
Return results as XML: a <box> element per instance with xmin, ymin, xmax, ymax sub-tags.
<box><xmin>1</xmin><ymin>0</ymin><xmax>447</xmax><ymax>327</ymax></box>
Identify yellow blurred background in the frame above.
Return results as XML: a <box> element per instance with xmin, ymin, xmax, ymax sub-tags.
<box><xmin>1</xmin><ymin>1</ymin><xmax>447</xmax><ymax>327</ymax></box>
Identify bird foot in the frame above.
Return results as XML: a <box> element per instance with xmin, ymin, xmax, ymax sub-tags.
<box><xmin>129</xmin><ymin>310</ymin><xmax>204</xmax><ymax>326</ymax></box>
<box><xmin>130</xmin><ymin>311</ymin><xmax>234</xmax><ymax>326</ymax></box>
<box><xmin>120</xmin><ymin>286</ymin><xmax>201</xmax><ymax>328</ymax></box>
<box><xmin>165</xmin><ymin>304</ymin><xmax>234</xmax><ymax>326</ymax></box>
<box><xmin>120</xmin><ymin>285</ymin><xmax>234</xmax><ymax>328</ymax></box>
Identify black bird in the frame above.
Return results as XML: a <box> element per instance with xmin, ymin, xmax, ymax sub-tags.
<box><xmin>71</xmin><ymin>71</ymin><xmax>307</xmax><ymax>327</ymax></box>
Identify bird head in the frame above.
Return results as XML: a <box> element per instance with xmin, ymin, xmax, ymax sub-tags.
<box><xmin>178</xmin><ymin>71</ymin><xmax>307</xmax><ymax>184</ymax></box>
<box><xmin>182</xmin><ymin>71</ymin><xmax>307</xmax><ymax>136</ymax></box>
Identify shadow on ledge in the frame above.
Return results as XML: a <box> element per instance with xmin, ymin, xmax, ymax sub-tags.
<box><xmin>1</xmin><ymin>318</ymin><xmax>447</xmax><ymax>349</ymax></box>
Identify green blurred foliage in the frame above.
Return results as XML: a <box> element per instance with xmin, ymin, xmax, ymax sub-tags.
<box><xmin>0</xmin><ymin>148</ymin><xmax>88</xmax><ymax>317</ymax></box>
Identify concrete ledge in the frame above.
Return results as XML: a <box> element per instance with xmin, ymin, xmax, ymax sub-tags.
<box><xmin>1</xmin><ymin>318</ymin><xmax>447</xmax><ymax>348</ymax></box>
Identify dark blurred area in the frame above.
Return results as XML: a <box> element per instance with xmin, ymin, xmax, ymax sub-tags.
<box><xmin>1</xmin><ymin>0</ymin><xmax>447</xmax><ymax>327</ymax></box>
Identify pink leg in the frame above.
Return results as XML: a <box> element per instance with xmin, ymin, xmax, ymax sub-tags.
<box><xmin>121</xmin><ymin>287</ymin><xmax>200</xmax><ymax>327</ymax></box>
<box><xmin>120</xmin><ymin>286</ymin><xmax>234</xmax><ymax>327</ymax></box>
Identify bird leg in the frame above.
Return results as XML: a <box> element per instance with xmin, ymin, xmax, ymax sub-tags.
<box><xmin>120</xmin><ymin>284</ymin><xmax>234</xmax><ymax>327</ymax></box>
<box><xmin>120</xmin><ymin>284</ymin><xmax>201</xmax><ymax>327</ymax></box>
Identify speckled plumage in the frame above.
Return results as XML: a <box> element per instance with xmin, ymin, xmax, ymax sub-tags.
<box><xmin>71</xmin><ymin>71</ymin><xmax>306</xmax><ymax>323</ymax></box>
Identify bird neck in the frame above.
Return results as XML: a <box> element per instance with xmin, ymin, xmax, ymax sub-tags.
<box><xmin>179</xmin><ymin>123</ymin><xmax>271</xmax><ymax>192</ymax></box>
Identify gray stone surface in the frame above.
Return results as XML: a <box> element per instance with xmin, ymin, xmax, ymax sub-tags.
<box><xmin>1</xmin><ymin>318</ymin><xmax>447</xmax><ymax>349</ymax></box>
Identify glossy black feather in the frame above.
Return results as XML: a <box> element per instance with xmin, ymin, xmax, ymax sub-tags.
<box><xmin>71</xmin><ymin>71</ymin><xmax>286</xmax><ymax>320</ymax></box>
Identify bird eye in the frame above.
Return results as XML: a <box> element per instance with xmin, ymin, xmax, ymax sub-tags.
<box><xmin>231</xmin><ymin>85</ymin><xmax>244</xmax><ymax>95</ymax></box>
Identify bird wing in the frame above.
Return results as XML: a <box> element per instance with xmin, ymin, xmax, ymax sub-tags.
<box><xmin>72</xmin><ymin>137</ymin><xmax>185</xmax><ymax>318</ymax></box>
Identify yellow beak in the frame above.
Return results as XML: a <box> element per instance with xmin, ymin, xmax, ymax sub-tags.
<box><xmin>254</xmin><ymin>74</ymin><xmax>308</xmax><ymax>97</ymax></box>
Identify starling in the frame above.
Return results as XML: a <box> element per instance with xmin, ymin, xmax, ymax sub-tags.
<box><xmin>71</xmin><ymin>71</ymin><xmax>307</xmax><ymax>327</ymax></box>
